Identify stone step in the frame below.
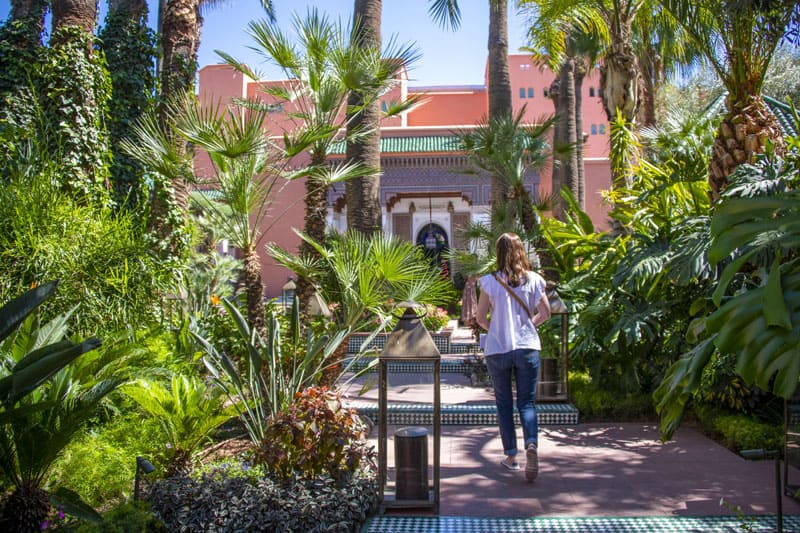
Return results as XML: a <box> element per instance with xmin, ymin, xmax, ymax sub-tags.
<box><xmin>347</xmin><ymin>401</ymin><xmax>579</xmax><ymax>426</ymax></box>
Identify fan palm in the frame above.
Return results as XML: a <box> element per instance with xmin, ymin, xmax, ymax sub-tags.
<box><xmin>219</xmin><ymin>8</ymin><xmax>419</xmax><ymax>307</ymax></box>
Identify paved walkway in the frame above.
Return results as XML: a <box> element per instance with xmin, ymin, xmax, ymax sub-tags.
<box><xmin>359</xmin><ymin>323</ymin><xmax>800</xmax><ymax>531</ymax></box>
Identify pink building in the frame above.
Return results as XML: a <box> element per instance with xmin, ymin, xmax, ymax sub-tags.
<box><xmin>198</xmin><ymin>54</ymin><xmax>611</xmax><ymax>297</ymax></box>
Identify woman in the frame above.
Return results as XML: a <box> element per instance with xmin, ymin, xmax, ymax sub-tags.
<box><xmin>476</xmin><ymin>233</ymin><xmax>551</xmax><ymax>482</ymax></box>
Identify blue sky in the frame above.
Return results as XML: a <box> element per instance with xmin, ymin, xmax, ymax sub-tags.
<box><xmin>0</xmin><ymin>0</ymin><xmax>531</xmax><ymax>86</ymax></box>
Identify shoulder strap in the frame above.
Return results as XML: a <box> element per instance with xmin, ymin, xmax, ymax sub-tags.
<box><xmin>492</xmin><ymin>272</ymin><xmax>534</xmax><ymax>321</ymax></box>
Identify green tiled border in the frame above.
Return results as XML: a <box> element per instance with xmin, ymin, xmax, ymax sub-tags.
<box><xmin>349</xmin><ymin>402</ymin><xmax>579</xmax><ymax>426</ymax></box>
<box><xmin>362</xmin><ymin>514</ymin><xmax>800</xmax><ymax>532</ymax></box>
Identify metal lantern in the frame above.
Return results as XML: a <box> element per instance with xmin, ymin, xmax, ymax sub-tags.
<box><xmin>281</xmin><ymin>277</ymin><xmax>296</xmax><ymax>310</ymax></box>
<box><xmin>538</xmin><ymin>288</ymin><xmax>570</xmax><ymax>401</ymax></box>
<box><xmin>378</xmin><ymin>301</ymin><xmax>441</xmax><ymax>513</ymax></box>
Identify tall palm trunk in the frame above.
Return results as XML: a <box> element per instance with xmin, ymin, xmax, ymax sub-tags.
<box><xmin>574</xmin><ymin>60</ymin><xmax>586</xmax><ymax>207</ymax></box>
<box><xmin>487</xmin><ymin>0</ymin><xmax>511</xmax><ymax>215</ymax></box>
<box><xmin>7</xmin><ymin>0</ymin><xmax>47</xmax><ymax>48</ymax></box>
<box><xmin>345</xmin><ymin>0</ymin><xmax>383</xmax><ymax>236</ymax></box>
<box><xmin>710</xmin><ymin>93</ymin><xmax>784</xmax><ymax>199</ymax></box>
<box><xmin>637</xmin><ymin>47</ymin><xmax>658</xmax><ymax>127</ymax></box>
<box><xmin>100</xmin><ymin>0</ymin><xmax>154</xmax><ymax>209</ymax></box>
<box><xmin>549</xmin><ymin>58</ymin><xmax>578</xmax><ymax>220</ymax></box>
<box><xmin>50</xmin><ymin>0</ymin><xmax>111</xmax><ymax>201</ymax></box>
<box><xmin>151</xmin><ymin>0</ymin><xmax>199</xmax><ymax>255</ymax></box>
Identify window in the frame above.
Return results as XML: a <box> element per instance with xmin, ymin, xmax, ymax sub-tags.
<box><xmin>381</xmin><ymin>101</ymin><xmax>388</xmax><ymax>112</ymax></box>
<box><xmin>591</xmin><ymin>124</ymin><xmax>598</xmax><ymax>135</ymax></box>
<box><xmin>519</xmin><ymin>88</ymin><xmax>526</xmax><ymax>98</ymax></box>
<box><xmin>599</xmin><ymin>124</ymin><xmax>606</xmax><ymax>135</ymax></box>
<box><xmin>589</xmin><ymin>87</ymin><xmax>595</xmax><ymax>97</ymax></box>
<box><xmin>527</xmin><ymin>87</ymin><xmax>534</xmax><ymax>98</ymax></box>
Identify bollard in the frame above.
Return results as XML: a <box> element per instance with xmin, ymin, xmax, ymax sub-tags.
<box><xmin>395</xmin><ymin>426</ymin><xmax>428</xmax><ymax>500</ymax></box>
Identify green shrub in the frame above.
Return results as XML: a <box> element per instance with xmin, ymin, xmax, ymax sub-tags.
<box><xmin>569</xmin><ymin>371</ymin><xmax>655</xmax><ymax>421</ymax></box>
<box><xmin>693</xmin><ymin>404</ymin><xmax>783</xmax><ymax>452</ymax></box>
<box><xmin>147</xmin><ymin>465</ymin><xmax>377</xmax><ymax>532</ymax></box>
<box><xmin>254</xmin><ymin>386</ymin><xmax>375</xmax><ymax>482</ymax></box>
<box><xmin>52</xmin><ymin>416</ymin><xmax>166</xmax><ymax>507</ymax></box>
<box><xmin>74</xmin><ymin>501</ymin><xmax>165</xmax><ymax>533</ymax></box>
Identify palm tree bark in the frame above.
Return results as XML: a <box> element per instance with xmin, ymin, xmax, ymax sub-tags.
<box><xmin>549</xmin><ymin>58</ymin><xmax>578</xmax><ymax>220</ymax></box>
<box><xmin>7</xmin><ymin>0</ymin><xmax>47</xmax><ymax>47</ymax></box>
<box><xmin>710</xmin><ymin>94</ymin><xmax>784</xmax><ymax>198</ymax></box>
<box><xmin>487</xmin><ymin>0</ymin><xmax>511</xmax><ymax>213</ymax></box>
<box><xmin>574</xmin><ymin>60</ymin><xmax>586</xmax><ymax>207</ymax></box>
<box><xmin>242</xmin><ymin>247</ymin><xmax>266</xmax><ymax>337</ymax></box>
<box><xmin>599</xmin><ymin>23</ymin><xmax>640</xmax><ymax>125</ymax></box>
<box><xmin>297</xmin><ymin>151</ymin><xmax>329</xmax><ymax>311</ymax></box>
<box><xmin>150</xmin><ymin>0</ymin><xmax>199</xmax><ymax>255</ymax></box>
<box><xmin>345</xmin><ymin>0</ymin><xmax>383</xmax><ymax>236</ymax></box>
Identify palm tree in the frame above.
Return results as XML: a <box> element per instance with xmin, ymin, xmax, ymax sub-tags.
<box><xmin>344</xmin><ymin>1</ymin><xmax>464</xmax><ymax>234</ymax></box>
<box><xmin>457</xmin><ymin>108</ymin><xmax>554</xmax><ymax>232</ymax></box>
<box><xmin>99</xmin><ymin>0</ymin><xmax>156</xmax><ymax>210</ymax></box>
<box><xmin>221</xmin><ymin>8</ymin><xmax>419</xmax><ymax>308</ymax></box>
<box><xmin>124</xmin><ymin>97</ymin><xmax>289</xmax><ymax>334</ymax></box>
<box><xmin>151</xmin><ymin>0</ymin><xmax>275</xmax><ymax>257</ymax></box>
<box><xmin>658</xmin><ymin>0</ymin><xmax>799</xmax><ymax>199</ymax></box>
<box><xmin>344</xmin><ymin>0</ymin><xmax>384</xmax><ymax>235</ymax></box>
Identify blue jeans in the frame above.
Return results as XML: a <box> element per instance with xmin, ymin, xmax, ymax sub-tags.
<box><xmin>485</xmin><ymin>349</ymin><xmax>540</xmax><ymax>457</ymax></box>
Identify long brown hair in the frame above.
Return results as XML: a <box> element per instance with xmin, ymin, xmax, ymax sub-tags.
<box><xmin>495</xmin><ymin>232</ymin><xmax>531</xmax><ymax>287</ymax></box>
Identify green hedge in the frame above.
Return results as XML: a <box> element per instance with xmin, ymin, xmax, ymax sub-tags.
<box><xmin>693</xmin><ymin>404</ymin><xmax>783</xmax><ymax>452</ymax></box>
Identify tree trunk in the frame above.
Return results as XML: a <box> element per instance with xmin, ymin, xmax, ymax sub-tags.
<box><xmin>100</xmin><ymin>0</ymin><xmax>153</xmax><ymax>210</ymax></box>
<box><xmin>549</xmin><ymin>74</ymin><xmax>565</xmax><ymax>217</ymax></box>
<box><xmin>599</xmin><ymin>22</ymin><xmax>640</xmax><ymax>125</ymax></box>
<box><xmin>562</xmin><ymin>58</ymin><xmax>579</xmax><ymax>215</ymax></box>
<box><xmin>297</xmin><ymin>151</ymin><xmax>329</xmax><ymax>312</ymax></box>
<box><xmin>709</xmin><ymin>94</ymin><xmax>785</xmax><ymax>200</ymax></box>
<box><xmin>574</xmin><ymin>60</ymin><xmax>586</xmax><ymax>208</ymax></box>
<box><xmin>637</xmin><ymin>48</ymin><xmax>657</xmax><ymax>128</ymax></box>
<box><xmin>150</xmin><ymin>0</ymin><xmax>199</xmax><ymax>255</ymax></box>
<box><xmin>345</xmin><ymin>0</ymin><xmax>382</xmax><ymax>236</ymax></box>
<box><xmin>487</xmin><ymin>0</ymin><xmax>511</xmax><ymax>218</ymax></box>
<box><xmin>8</xmin><ymin>0</ymin><xmax>47</xmax><ymax>48</ymax></box>
<box><xmin>243</xmin><ymin>247</ymin><xmax>266</xmax><ymax>338</ymax></box>
<box><xmin>52</xmin><ymin>0</ymin><xmax>96</xmax><ymax>35</ymax></box>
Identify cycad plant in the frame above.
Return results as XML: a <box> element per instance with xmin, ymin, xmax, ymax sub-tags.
<box><xmin>0</xmin><ymin>281</ymin><xmax>109</xmax><ymax>531</ymax></box>
<box><xmin>122</xmin><ymin>373</ymin><xmax>240</xmax><ymax>476</ymax></box>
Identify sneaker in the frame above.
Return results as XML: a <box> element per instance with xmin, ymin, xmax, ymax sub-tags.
<box><xmin>500</xmin><ymin>457</ymin><xmax>520</xmax><ymax>471</ymax></box>
<box><xmin>525</xmin><ymin>443</ymin><xmax>539</xmax><ymax>482</ymax></box>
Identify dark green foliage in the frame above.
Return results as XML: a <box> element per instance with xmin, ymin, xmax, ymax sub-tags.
<box><xmin>98</xmin><ymin>8</ymin><xmax>156</xmax><ymax>210</ymax></box>
<box><xmin>148</xmin><ymin>466</ymin><xmax>377</xmax><ymax>532</ymax></box>
<box><xmin>74</xmin><ymin>501</ymin><xmax>165</xmax><ymax>533</ymax></box>
<box><xmin>254</xmin><ymin>386</ymin><xmax>375</xmax><ymax>482</ymax></box>
<box><xmin>568</xmin><ymin>372</ymin><xmax>655</xmax><ymax>421</ymax></box>
<box><xmin>0</xmin><ymin>161</ymin><xmax>174</xmax><ymax>336</ymax></box>
<box><xmin>693</xmin><ymin>404</ymin><xmax>783</xmax><ymax>453</ymax></box>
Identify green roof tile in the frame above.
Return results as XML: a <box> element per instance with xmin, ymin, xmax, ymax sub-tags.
<box><xmin>330</xmin><ymin>135</ymin><xmax>461</xmax><ymax>155</ymax></box>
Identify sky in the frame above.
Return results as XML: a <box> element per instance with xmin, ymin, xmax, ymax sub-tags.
<box><xmin>0</xmin><ymin>0</ymin><xmax>532</xmax><ymax>87</ymax></box>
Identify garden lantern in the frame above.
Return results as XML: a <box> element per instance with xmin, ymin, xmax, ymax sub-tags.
<box><xmin>539</xmin><ymin>288</ymin><xmax>570</xmax><ymax>401</ymax></box>
<box><xmin>134</xmin><ymin>456</ymin><xmax>155</xmax><ymax>500</ymax></box>
<box><xmin>281</xmin><ymin>277</ymin><xmax>296</xmax><ymax>310</ymax></box>
<box><xmin>378</xmin><ymin>301</ymin><xmax>441</xmax><ymax>513</ymax></box>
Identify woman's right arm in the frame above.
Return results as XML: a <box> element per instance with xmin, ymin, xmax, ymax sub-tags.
<box><xmin>476</xmin><ymin>288</ymin><xmax>492</xmax><ymax>330</ymax></box>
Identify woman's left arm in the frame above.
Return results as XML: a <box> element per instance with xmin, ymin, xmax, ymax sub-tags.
<box><xmin>532</xmin><ymin>284</ymin><xmax>551</xmax><ymax>326</ymax></box>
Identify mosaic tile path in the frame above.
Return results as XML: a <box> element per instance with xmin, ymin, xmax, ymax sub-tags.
<box><xmin>362</xmin><ymin>514</ymin><xmax>800</xmax><ymax>532</ymax></box>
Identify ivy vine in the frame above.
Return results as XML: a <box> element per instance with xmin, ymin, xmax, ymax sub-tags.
<box><xmin>99</xmin><ymin>8</ymin><xmax>157</xmax><ymax>211</ymax></box>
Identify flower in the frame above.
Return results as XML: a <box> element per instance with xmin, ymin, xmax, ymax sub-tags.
<box><xmin>40</xmin><ymin>520</ymin><xmax>50</xmax><ymax>530</ymax></box>
<box><xmin>210</xmin><ymin>294</ymin><xmax>220</xmax><ymax>306</ymax></box>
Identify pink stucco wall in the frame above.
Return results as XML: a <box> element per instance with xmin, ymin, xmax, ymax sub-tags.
<box><xmin>198</xmin><ymin>58</ymin><xmax>613</xmax><ymax>296</ymax></box>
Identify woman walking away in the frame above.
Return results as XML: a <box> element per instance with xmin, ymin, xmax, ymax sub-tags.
<box><xmin>476</xmin><ymin>233</ymin><xmax>551</xmax><ymax>482</ymax></box>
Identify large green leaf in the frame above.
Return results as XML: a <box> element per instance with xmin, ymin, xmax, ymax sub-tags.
<box><xmin>0</xmin><ymin>281</ymin><xmax>59</xmax><ymax>343</ymax></box>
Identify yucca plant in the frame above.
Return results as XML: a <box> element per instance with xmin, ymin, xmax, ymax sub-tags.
<box><xmin>122</xmin><ymin>372</ymin><xmax>240</xmax><ymax>476</ymax></box>
<box><xmin>0</xmin><ymin>281</ymin><xmax>108</xmax><ymax>531</ymax></box>
<box><xmin>193</xmin><ymin>297</ymin><xmax>369</xmax><ymax>446</ymax></box>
